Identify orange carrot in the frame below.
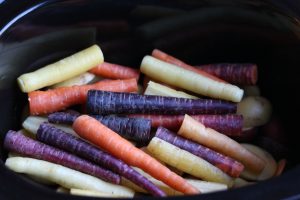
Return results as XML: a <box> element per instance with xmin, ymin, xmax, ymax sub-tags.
<box><xmin>89</xmin><ymin>62</ymin><xmax>140</xmax><ymax>80</ymax></box>
<box><xmin>152</xmin><ymin>49</ymin><xmax>226</xmax><ymax>83</ymax></box>
<box><xmin>73</xmin><ymin>115</ymin><xmax>200</xmax><ymax>195</ymax></box>
<box><xmin>29</xmin><ymin>79</ymin><xmax>137</xmax><ymax>115</ymax></box>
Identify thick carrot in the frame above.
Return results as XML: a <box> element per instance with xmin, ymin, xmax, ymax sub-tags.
<box><xmin>4</xmin><ymin>130</ymin><xmax>120</xmax><ymax>184</ymax></box>
<box><xmin>89</xmin><ymin>62</ymin><xmax>140</xmax><ymax>80</ymax></box>
<box><xmin>178</xmin><ymin>115</ymin><xmax>265</xmax><ymax>174</ymax></box>
<box><xmin>87</xmin><ymin>91</ymin><xmax>236</xmax><ymax>115</ymax></box>
<box><xmin>17</xmin><ymin>45</ymin><xmax>103</xmax><ymax>93</ymax></box>
<box><xmin>48</xmin><ymin>112</ymin><xmax>151</xmax><ymax>144</ymax></box>
<box><xmin>73</xmin><ymin>115</ymin><xmax>200</xmax><ymax>195</ymax></box>
<box><xmin>152</xmin><ymin>49</ymin><xmax>226</xmax><ymax>83</ymax></box>
<box><xmin>29</xmin><ymin>79</ymin><xmax>137</xmax><ymax>115</ymax></box>
<box><xmin>155</xmin><ymin>127</ymin><xmax>244</xmax><ymax>177</ymax></box>
<box><xmin>198</xmin><ymin>63</ymin><xmax>258</xmax><ymax>85</ymax></box>
<box><xmin>128</xmin><ymin>114</ymin><xmax>243</xmax><ymax>136</ymax></box>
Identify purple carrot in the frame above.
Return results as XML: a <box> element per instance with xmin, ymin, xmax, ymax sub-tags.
<box><xmin>36</xmin><ymin>122</ymin><xmax>166</xmax><ymax>197</ymax></box>
<box><xmin>128</xmin><ymin>114</ymin><xmax>243</xmax><ymax>136</ymax></box>
<box><xmin>4</xmin><ymin>130</ymin><xmax>120</xmax><ymax>184</ymax></box>
<box><xmin>48</xmin><ymin>112</ymin><xmax>151</xmax><ymax>143</ymax></box>
<box><xmin>198</xmin><ymin>63</ymin><xmax>258</xmax><ymax>85</ymax></box>
<box><xmin>155</xmin><ymin>127</ymin><xmax>244</xmax><ymax>177</ymax></box>
<box><xmin>48</xmin><ymin>112</ymin><xmax>79</xmax><ymax>125</ymax></box>
<box><xmin>86</xmin><ymin>90</ymin><xmax>237</xmax><ymax>115</ymax></box>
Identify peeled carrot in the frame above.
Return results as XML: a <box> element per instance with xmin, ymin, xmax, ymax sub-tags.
<box><xmin>73</xmin><ymin>115</ymin><xmax>200</xmax><ymax>195</ymax></box>
<box><xmin>29</xmin><ymin>79</ymin><xmax>137</xmax><ymax>115</ymax></box>
<box><xmin>152</xmin><ymin>49</ymin><xmax>226</xmax><ymax>83</ymax></box>
<box><xmin>89</xmin><ymin>62</ymin><xmax>140</xmax><ymax>80</ymax></box>
<box><xmin>178</xmin><ymin>115</ymin><xmax>265</xmax><ymax>174</ymax></box>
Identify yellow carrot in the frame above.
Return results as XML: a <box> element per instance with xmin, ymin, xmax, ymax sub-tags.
<box><xmin>17</xmin><ymin>45</ymin><xmax>103</xmax><ymax>92</ymax></box>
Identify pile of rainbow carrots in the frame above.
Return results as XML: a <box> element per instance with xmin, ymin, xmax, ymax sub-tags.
<box><xmin>3</xmin><ymin>44</ymin><xmax>286</xmax><ymax>198</ymax></box>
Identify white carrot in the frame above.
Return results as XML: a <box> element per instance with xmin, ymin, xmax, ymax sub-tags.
<box><xmin>17</xmin><ymin>45</ymin><xmax>103</xmax><ymax>92</ymax></box>
<box><xmin>140</xmin><ymin>56</ymin><xmax>243</xmax><ymax>102</ymax></box>
<box><xmin>70</xmin><ymin>188</ymin><xmax>126</xmax><ymax>198</ymax></box>
<box><xmin>144</xmin><ymin>81</ymin><xmax>199</xmax><ymax>99</ymax></box>
<box><xmin>178</xmin><ymin>115</ymin><xmax>265</xmax><ymax>173</ymax></box>
<box><xmin>5</xmin><ymin>157</ymin><xmax>134</xmax><ymax>197</ymax></box>
<box><xmin>147</xmin><ymin>137</ymin><xmax>234</xmax><ymax>187</ymax></box>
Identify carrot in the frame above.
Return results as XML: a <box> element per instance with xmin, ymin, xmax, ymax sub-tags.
<box><xmin>152</xmin><ymin>49</ymin><xmax>226</xmax><ymax>83</ymax></box>
<box><xmin>128</xmin><ymin>114</ymin><xmax>243</xmax><ymax>136</ymax></box>
<box><xmin>140</xmin><ymin>56</ymin><xmax>244</xmax><ymax>102</ymax></box>
<box><xmin>73</xmin><ymin>115</ymin><xmax>200</xmax><ymax>195</ymax></box>
<box><xmin>178</xmin><ymin>115</ymin><xmax>265</xmax><ymax>174</ymax></box>
<box><xmin>48</xmin><ymin>112</ymin><xmax>152</xmax><ymax>144</ymax></box>
<box><xmin>17</xmin><ymin>45</ymin><xmax>103</xmax><ymax>93</ymax></box>
<box><xmin>29</xmin><ymin>79</ymin><xmax>137</xmax><ymax>115</ymax></box>
<box><xmin>87</xmin><ymin>91</ymin><xmax>236</xmax><ymax>115</ymax></box>
<box><xmin>198</xmin><ymin>63</ymin><xmax>258</xmax><ymax>85</ymax></box>
<box><xmin>89</xmin><ymin>62</ymin><xmax>140</xmax><ymax>80</ymax></box>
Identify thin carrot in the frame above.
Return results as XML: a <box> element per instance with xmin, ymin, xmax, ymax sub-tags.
<box><xmin>89</xmin><ymin>62</ymin><xmax>140</xmax><ymax>80</ymax></box>
<box><xmin>73</xmin><ymin>115</ymin><xmax>200</xmax><ymax>195</ymax></box>
<box><xmin>152</xmin><ymin>49</ymin><xmax>226</xmax><ymax>83</ymax></box>
<box><xmin>29</xmin><ymin>79</ymin><xmax>137</xmax><ymax>115</ymax></box>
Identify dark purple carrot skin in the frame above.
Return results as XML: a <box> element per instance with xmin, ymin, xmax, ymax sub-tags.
<box><xmin>48</xmin><ymin>112</ymin><xmax>79</xmax><ymax>125</ymax></box>
<box><xmin>155</xmin><ymin>127</ymin><xmax>244</xmax><ymax>177</ymax></box>
<box><xmin>198</xmin><ymin>63</ymin><xmax>258</xmax><ymax>85</ymax></box>
<box><xmin>36</xmin><ymin>123</ymin><xmax>166</xmax><ymax>197</ymax></box>
<box><xmin>128</xmin><ymin>114</ymin><xmax>243</xmax><ymax>136</ymax></box>
<box><xmin>91</xmin><ymin>115</ymin><xmax>151</xmax><ymax>144</ymax></box>
<box><xmin>86</xmin><ymin>90</ymin><xmax>237</xmax><ymax>115</ymax></box>
<box><xmin>4</xmin><ymin>130</ymin><xmax>120</xmax><ymax>184</ymax></box>
<box><xmin>48</xmin><ymin>112</ymin><xmax>151</xmax><ymax>143</ymax></box>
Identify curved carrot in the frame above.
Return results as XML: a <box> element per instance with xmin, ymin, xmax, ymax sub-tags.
<box><xmin>89</xmin><ymin>62</ymin><xmax>140</xmax><ymax>80</ymax></box>
<box><xmin>73</xmin><ymin>115</ymin><xmax>200</xmax><ymax>195</ymax></box>
<box><xmin>152</xmin><ymin>49</ymin><xmax>226</xmax><ymax>83</ymax></box>
<box><xmin>29</xmin><ymin>79</ymin><xmax>137</xmax><ymax>115</ymax></box>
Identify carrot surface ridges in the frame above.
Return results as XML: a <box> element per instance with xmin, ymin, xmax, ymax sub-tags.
<box><xmin>89</xmin><ymin>62</ymin><xmax>140</xmax><ymax>80</ymax></box>
<box><xmin>198</xmin><ymin>63</ymin><xmax>258</xmax><ymax>85</ymax></box>
<box><xmin>73</xmin><ymin>115</ymin><xmax>200</xmax><ymax>195</ymax></box>
<box><xmin>48</xmin><ymin>112</ymin><xmax>151</xmax><ymax>144</ymax></box>
<box><xmin>4</xmin><ymin>130</ymin><xmax>120</xmax><ymax>184</ymax></box>
<box><xmin>36</xmin><ymin>122</ymin><xmax>165</xmax><ymax>197</ymax></box>
<box><xmin>29</xmin><ymin>79</ymin><xmax>137</xmax><ymax>115</ymax></box>
<box><xmin>87</xmin><ymin>90</ymin><xmax>236</xmax><ymax>115</ymax></box>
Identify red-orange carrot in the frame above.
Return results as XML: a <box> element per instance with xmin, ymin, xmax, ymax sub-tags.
<box><xmin>73</xmin><ymin>115</ymin><xmax>200</xmax><ymax>195</ymax></box>
<box><xmin>89</xmin><ymin>62</ymin><xmax>140</xmax><ymax>80</ymax></box>
<box><xmin>152</xmin><ymin>49</ymin><xmax>226</xmax><ymax>83</ymax></box>
<box><xmin>29</xmin><ymin>79</ymin><xmax>137</xmax><ymax>115</ymax></box>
